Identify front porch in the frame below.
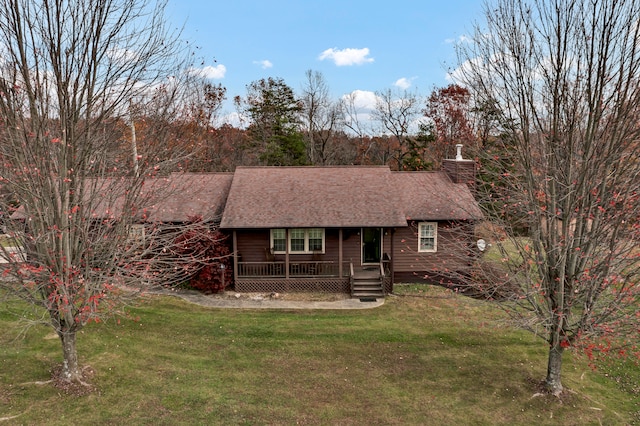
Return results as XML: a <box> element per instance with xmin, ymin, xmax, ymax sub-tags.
<box><xmin>234</xmin><ymin>259</ymin><xmax>391</xmax><ymax>296</ymax></box>
<box><xmin>230</xmin><ymin>227</ymin><xmax>393</xmax><ymax>296</ymax></box>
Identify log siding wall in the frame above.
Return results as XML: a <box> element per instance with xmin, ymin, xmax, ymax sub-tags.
<box><xmin>232</xmin><ymin>222</ymin><xmax>475</xmax><ymax>289</ymax></box>
<box><xmin>235</xmin><ymin>228</ymin><xmax>393</xmax><ymax>266</ymax></box>
<box><xmin>391</xmin><ymin>221</ymin><xmax>475</xmax><ymax>283</ymax></box>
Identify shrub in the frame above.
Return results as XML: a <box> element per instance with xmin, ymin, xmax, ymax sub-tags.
<box><xmin>173</xmin><ymin>219</ymin><xmax>232</xmax><ymax>293</ymax></box>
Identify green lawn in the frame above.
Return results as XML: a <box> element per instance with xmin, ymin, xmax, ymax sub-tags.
<box><xmin>0</xmin><ymin>285</ymin><xmax>637</xmax><ymax>425</ymax></box>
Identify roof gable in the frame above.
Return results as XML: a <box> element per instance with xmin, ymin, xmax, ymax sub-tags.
<box><xmin>220</xmin><ymin>166</ymin><xmax>408</xmax><ymax>228</ymax></box>
<box><xmin>392</xmin><ymin>171</ymin><xmax>483</xmax><ymax>221</ymax></box>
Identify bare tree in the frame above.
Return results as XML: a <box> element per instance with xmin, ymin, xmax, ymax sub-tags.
<box><xmin>456</xmin><ymin>0</ymin><xmax>640</xmax><ymax>395</ymax></box>
<box><xmin>340</xmin><ymin>91</ymin><xmax>369</xmax><ymax>139</ymax></box>
<box><xmin>0</xmin><ymin>0</ymin><xmax>211</xmax><ymax>386</ymax></box>
<box><xmin>340</xmin><ymin>91</ymin><xmax>378</xmax><ymax>164</ymax></box>
<box><xmin>372</xmin><ymin>88</ymin><xmax>425</xmax><ymax>170</ymax></box>
<box><xmin>299</xmin><ymin>70</ymin><xmax>344</xmax><ymax>165</ymax></box>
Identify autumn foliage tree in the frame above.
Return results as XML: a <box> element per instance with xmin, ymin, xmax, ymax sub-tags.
<box><xmin>456</xmin><ymin>0</ymin><xmax>640</xmax><ymax>395</ymax></box>
<box><xmin>173</xmin><ymin>82</ymin><xmax>228</xmax><ymax>171</ymax></box>
<box><xmin>122</xmin><ymin>80</ymin><xmax>228</xmax><ymax>173</ymax></box>
<box><xmin>423</xmin><ymin>84</ymin><xmax>477</xmax><ymax>167</ymax></box>
<box><xmin>0</xmin><ymin>0</ymin><xmax>213</xmax><ymax>386</ymax></box>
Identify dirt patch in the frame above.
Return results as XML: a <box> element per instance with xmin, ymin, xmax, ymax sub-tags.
<box><xmin>50</xmin><ymin>365</ymin><xmax>97</xmax><ymax>396</ymax></box>
<box><xmin>0</xmin><ymin>387</ymin><xmax>11</xmax><ymax>404</ymax></box>
<box><xmin>526</xmin><ymin>376</ymin><xmax>578</xmax><ymax>404</ymax></box>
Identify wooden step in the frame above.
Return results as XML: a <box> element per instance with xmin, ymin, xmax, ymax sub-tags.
<box><xmin>351</xmin><ymin>277</ymin><xmax>385</xmax><ymax>298</ymax></box>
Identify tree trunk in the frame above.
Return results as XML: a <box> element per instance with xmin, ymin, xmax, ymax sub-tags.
<box><xmin>545</xmin><ymin>344</ymin><xmax>564</xmax><ymax>396</ymax></box>
<box><xmin>59</xmin><ymin>331</ymin><xmax>82</xmax><ymax>383</ymax></box>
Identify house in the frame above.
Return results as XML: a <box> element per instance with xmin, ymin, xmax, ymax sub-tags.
<box><xmin>218</xmin><ymin>149</ymin><xmax>482</xmax><ymax>297</ymax></box>
<box><xmin>9</xmin><ymin>148</ymin><xmax>482</xmax><ymax>297</ymax></box>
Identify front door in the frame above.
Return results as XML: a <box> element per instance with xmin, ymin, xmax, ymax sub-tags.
<box><xmin>362</xmin><ymin>228</ymin><xmax>382</xmax><ymax>264</ymax></box>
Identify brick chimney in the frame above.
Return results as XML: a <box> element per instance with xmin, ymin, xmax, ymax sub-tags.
<box><xmin>442</xmin><ymin>144</ymin><xmax>476</xmax><ymax>186</ymax></box>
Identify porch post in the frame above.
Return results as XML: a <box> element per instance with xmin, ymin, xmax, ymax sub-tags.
<box><xmin>390</xmin><ymin>228</ymin><xmax>395</xmax><ymax>287</ymax></box>
<box><xmin>338</xmin><ymin>228</ymin><xmax>343</xmax><ymax>277</ymax></box>
<box><xmin>233</xmin><ymin>230</ymin><xmax>238</xmax><ymax>279</ymax></box>
<box><xmin>285</xmin><ymin>228</ymin><xmax>290</xmax><ymax>279</ymax></box>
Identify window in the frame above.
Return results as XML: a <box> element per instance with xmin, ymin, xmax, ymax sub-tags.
<box><xmin>308</xmin><ymin>228</ymin><xmax>323</xmax><ymax>252</ymax></box>
<box><xmin>127</xmin><ymin>224</ymin><xmax>145</xmax><ymax>246</ymax></box>
<box><xmin>271</xmin><ymin>229</ymin><xmax>286</xmax><ymax>252</ymax></box>
<box><xmin>290</xmin><ymin>229</ymin><xmax>305</xmax><ymax>252</ymax></box>
<box><xmin>418</xmin><ymin>222</ymin><xmax>437</xmax><ymax>252</ymax></box>
<box><xmin>270</xmin><ymin>228</ymin><xmax>325</xmax><ymax>254</ymax></box>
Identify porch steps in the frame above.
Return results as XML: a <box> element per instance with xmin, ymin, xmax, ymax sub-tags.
<box><xmin>351</xmin><ymin>277</ymin><xmax>385</xmax><ymax>299</ymax></box>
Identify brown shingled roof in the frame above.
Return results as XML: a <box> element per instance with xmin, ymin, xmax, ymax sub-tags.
<box><xmin>392</xmin><ymin>171</ymin><xmax>483</xmax><ymax>221</ymax></box>
<box><xmin>11</xmin><ymin>173</ymin><xmax>234</xmax><ymax>223</ymax></box>
<box><xmin>11</xmin><ymin>169</ymin><xmax>481</xmax><ymax>226</ymax></box>
<box><xmin>144</xmin><ymin>173</ymin><xmax>233</xmax><ymax>222</ymax></box>
<box><xmin>220</xmin><ymin>166</ymin><xmax>408</xmax><ymax>229</ymax></box>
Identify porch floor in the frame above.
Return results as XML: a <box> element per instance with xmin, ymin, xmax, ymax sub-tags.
<box><xmin>353</xmin><ymin>265</ymin><xmax>383</xmax><ymax>279</ymax></box>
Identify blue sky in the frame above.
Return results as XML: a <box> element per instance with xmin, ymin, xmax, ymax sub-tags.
<box><xmin>166</xmin><ymin>0</ymin><xmax>486</xmax><ymax>123</ymax></box>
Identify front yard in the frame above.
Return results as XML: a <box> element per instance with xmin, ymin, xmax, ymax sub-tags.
<box><xmin>0</xmin><ymin>285</ymin><xmax>637</xmax><ymax>424</ymax></box>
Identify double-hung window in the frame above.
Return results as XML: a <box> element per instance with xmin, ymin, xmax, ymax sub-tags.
<box><xmin>271</xmin><ymin>229</ymin><xmax>286</xmax><ymax>252</ymax></box>
<box><xmin>418</xmin><ymin>222</ymin><xmax>437</xmax><ymax>252</ymax></box>
<box><xmin>308</xmin><ymin>228</ymin><xmax>323</xmax><ymax>252</ymax></box>
<box><xmin>270</xmin><ymin>228</ymin><xmax>325</xmax><ymax>254</ymax></box>
<box><xmin>290</xmin><ymin>229</ymin><xmax>306</xmax><ymax>252</ymax></box>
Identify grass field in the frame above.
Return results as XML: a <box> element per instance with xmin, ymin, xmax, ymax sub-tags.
<box><xmin>0</xmin><ymin>285</ymin><xmax>638</xmax><ymax>425</ymax></box>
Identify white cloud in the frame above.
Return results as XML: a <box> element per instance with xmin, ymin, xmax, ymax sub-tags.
<box><xmin>393</xmin><ymin>77</ymin><xmax>415</xmax><ymax>90</ymax></box>
<box><xmin>253</xmin><ymin>60</ymin><xmax>273</xmax><ymax>69</ymax></box>
<box><xmin>445</xmin><ymin>34</ymin><xmax>472</xmax><ymax>44</ymax></box>
<box><xmin>446</xmin><ymin>55</ymin><xmax>480</xmax><ymax>84</ymax></box>
<box><xmin>217</xmin><ymin>111</ymin><xmax>245</xmax><ymax>128</ymax></box>
<box><xmin>318</xmin><ymin>47</ymin><xmax>374</xmax><ymax>66</ymax></box>
<box><xmin>188</xmin><ymin>64</ymin><xmax>226</xmax><ymax>79</ymax></box>
<box><xmin>342</xmin><ymin>89</ymin><xmax>378</xmax><ymax>110</ymax></box>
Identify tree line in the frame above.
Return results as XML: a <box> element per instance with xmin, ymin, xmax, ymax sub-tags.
<box><xmin>120</xmin><ymin>74</ymin><xmax>486</xmax><ymax>173</ymax></box>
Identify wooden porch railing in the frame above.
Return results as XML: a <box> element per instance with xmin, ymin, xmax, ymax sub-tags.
<box><xmin>238</xmin><ymin>261</ymin><xmax>351</xmax><ymax>278</ymax></box>
<box><xmin>379</xmin><ymin>262</ymin><xmax>386</xmax><ymax>295</ymax></box>
<box><xmin>349</xmin><ymin>262</ymin><xmax>354</xmax><ymax>294</ymax></box>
